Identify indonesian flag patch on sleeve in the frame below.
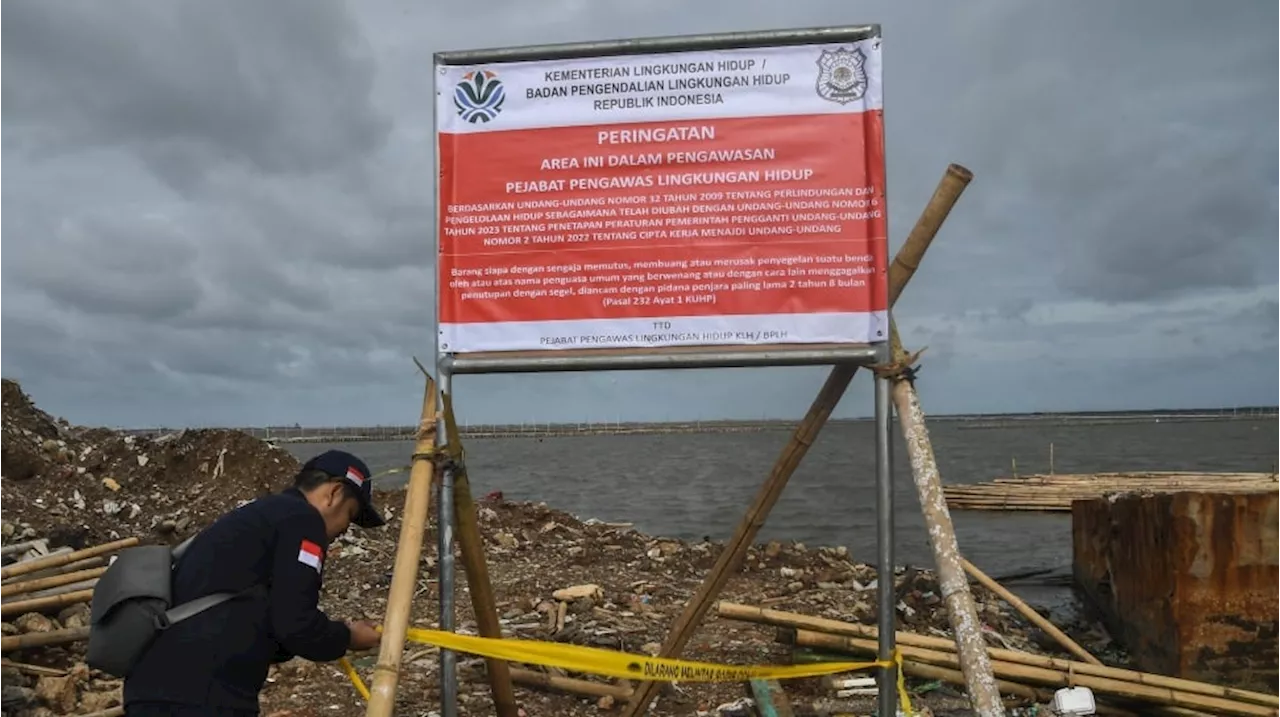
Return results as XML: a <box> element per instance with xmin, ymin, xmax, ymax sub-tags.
<box><xmin>297</xmin><ymin>539</ymin><xmax>323</xmax><ymax>573</ymax></box>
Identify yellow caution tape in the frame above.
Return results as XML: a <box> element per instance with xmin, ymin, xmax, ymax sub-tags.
<box><xmin>337</xmin><ymin>657</ymin><xmax>369</xmax><ymax>700</ymax></box>
<box><xmin>340</xmin><ymin>627</ymin><xmax>915</xmax><ymax>715</ymax></box>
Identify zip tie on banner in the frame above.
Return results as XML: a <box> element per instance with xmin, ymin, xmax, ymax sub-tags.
<box><xmin>338</xmin><ymin>627</ymin><xmax>915</xmax><ymax>715</ymax></box>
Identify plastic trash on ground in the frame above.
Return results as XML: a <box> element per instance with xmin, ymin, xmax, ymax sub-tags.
<box><xmin>1051</xmin><ymin>686</ymin><xmax>1097</xmax><ymax>715</ymax></box>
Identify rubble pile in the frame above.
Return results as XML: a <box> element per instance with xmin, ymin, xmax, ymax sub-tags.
<box><xmin>0</xmin><ymin>380</ymin><xmax>1118</xmax><ymax>717</ymax></box>
<box><xmin>2</xmin><ymin>379</ymin><xmax>300</xmax><ymax>547</ymax></box>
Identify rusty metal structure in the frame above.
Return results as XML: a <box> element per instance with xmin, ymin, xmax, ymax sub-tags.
<box><xmin>1072</xmin><ymin>490</ymin><xmax>1278</xmax><ymax>691</ymax></box>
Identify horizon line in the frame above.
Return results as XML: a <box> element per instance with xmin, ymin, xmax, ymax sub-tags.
<box><xmin>106</xmin><ymin>405</ymin><xmax>1280</xmax><ymax>432</ymax></box>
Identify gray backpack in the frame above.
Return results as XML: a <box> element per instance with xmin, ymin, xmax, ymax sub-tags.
<box><xmin>86</xmin><ymin>537</ymin><xmax>264</xmax><ymax>677</ymax></box>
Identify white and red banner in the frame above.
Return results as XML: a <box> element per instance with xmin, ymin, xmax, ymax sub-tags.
<box><xmin>436</xmin><ymin>37</ymin><xmax>888</xmax><ymax>353</ymax></box>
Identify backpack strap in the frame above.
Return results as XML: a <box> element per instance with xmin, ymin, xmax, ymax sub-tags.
<box><xmin>156</xmin><ymin>584</ymin><xmax>269</xmax><ymax>629</ymax></box>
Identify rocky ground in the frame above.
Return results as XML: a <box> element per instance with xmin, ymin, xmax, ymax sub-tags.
<box><xmin>1</xmin><ymin>380</ymin><xmax>1121</xmax><ymax>717</ymax></box>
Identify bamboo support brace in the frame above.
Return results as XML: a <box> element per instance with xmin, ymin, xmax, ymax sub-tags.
<box><xmin>363</xmin><ymin>375</ymin><xmax>439</xmax><ymax>717</ymax></box>
<box><xmin>884</xmin><ymin>320</ymin><xmax>1004</xmax><ymax>714</ymax></box>
<box><xmin>443</xmin><ymin>390</ymin><xmax>519</xmax><ymax>717</ymax></box>
<box><xmin>621</xmin><ymin>162</ymin><xmax>975</xmax><ymax>717</ymax></box>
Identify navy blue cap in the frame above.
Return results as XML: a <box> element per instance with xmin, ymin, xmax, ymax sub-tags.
<box><xmin>301</xmin><ymin>450</ymin><xmax>385</xmax><ymax>528</ymax></box>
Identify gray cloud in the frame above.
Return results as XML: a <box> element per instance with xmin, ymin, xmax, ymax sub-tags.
<box><xmin>2</xmin><ymin>0</ymin><xmax>1276</xmax><ymax>428</ymax></box>
<box><xmin>3</xmin><ymin>0</ymin><xmax>390</xmax><ymax>183</ymax></box>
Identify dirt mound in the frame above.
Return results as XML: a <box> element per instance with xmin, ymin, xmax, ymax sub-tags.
<box><xmin>0</xmin><ymin>381</ymin><xmax>309</xmax><ymax>717</ymax></box>
<box><xmin>2</xmin><ymin>380</ymin><xmax>69</xmax><ymax>482</ymax></box>
<box><xmin>1</xmin><ymin>379</ymin><xmax>300</xmax><ymax>547</ymax></box>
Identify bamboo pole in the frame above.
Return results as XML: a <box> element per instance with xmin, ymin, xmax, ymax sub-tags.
<box><xmin>0</xmin><ymin>659</ymin><xmax>68</xmax><ymax>677</ymax></box>
<box><xmin>7</xmin><ymin>558</ymin><xmax>107</xmax><ymax>586</ymax></box>
<box><xmin>0</xmin><ymin>626</ymin><xmax>90</xmax><ymax>652</ymax></box>
<box><xmin>0</xmin><ymin>538</ymin><xmax>137</xmax><ymax>580</ymax></box>
<box><xmin>621</xmin><ymin>162</ymin><xmax>976</xmax><ymax>717</ymax></box>
<box><xmin>57</xmin><ymin>558</ymin><xmax>107</xmax><ymax>573</ymax></box>
<box><xmin>943</xmin><ymin>472</ymin><xmax>1277</xmax><ymax>511</ymax></box>
<box><xmin>792</xmin><ymin>630</ymin><xmax>1276</xmax><ymax>717</ymax></box>
<box><xmin>441</xmin><ymin>390</ymin><xmax>519</xmax><ymax>717</ymax></box>
<box><xmin>881</xmin><ymin>323</ymin><xmax>1003</xmax><ymax>713</ymax></box>
<box><xmin>2</xmin><ymin>567</ymin><xmax>107</xmax><ymax>597</ymax></box>
<box><xmin>364</xmin><ymin>374</ymin><xmax>439</xmax><ymax>717</ymax></box>
<box><xmin>14</xmin><ymin>545</ymin><xmax>69</xmax><ymax>562</ymax></box>
<box><xmin>719</xmin><ymin>603</ymin><xmax>1278</xmax><ymax>708</ymax></box>
<box><xmin>898</xmin><ymin>661</ymin><xmax>1143</xmax><ymax>717</ymax></box>
<box><xmin>0</xmin><ymin>547</ymin><xmax>73</xmax><ymax>583</ymax></box>
<box><xmin>961</xmin><ymin>557</ymin><xmax>1100</xmax><ymax>665</ymax></box>
<box><xmin>508</xmin><ymin>667</ymin><xmax>632</xmax><ymax>700</ymax></box>
<box><xmin>0</xmin><ymin>540</ymin><xmax>47</xmax><ymax>557</ymax></box>
<box><xmin>899</xmin><ymin>658</ymin><xmax>1052</xmax><ymax>703</ymax></box>
<box><xmin>16</xmin><ymin>578</ymin><xmax>98</xmax><ymax>600</ymax></box>
<box><xmin>0</xmin><ymin>588</ymin><xmax>94</xmax><ymax>617</ymax></box>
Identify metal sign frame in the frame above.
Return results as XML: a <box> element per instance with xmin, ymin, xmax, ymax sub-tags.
<box><xmin>431</xmin><ymin>25</ymin><xmax>897</xmax><ymax>717</ymax></box>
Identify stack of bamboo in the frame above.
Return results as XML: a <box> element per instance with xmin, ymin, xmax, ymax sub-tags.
<box><xmin>0</xmin><ymin>536</ymin><xmax>139</xmax><ymax>652</ymax></box>
<box><xmin>715</xmin><ymin>602</ymin><xmax>1280</xmax><ymax>717</ymax></box>
<box><xmin>942</xmin><ymin>471</ymin><xmax>1279</xmax><ymax>511</ymax></box>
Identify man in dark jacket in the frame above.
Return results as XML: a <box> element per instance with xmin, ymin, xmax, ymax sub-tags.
<box><xmin>123</xmin><ymin>450</ymin><xmax>387</xmax><ymax>716</ymax></box>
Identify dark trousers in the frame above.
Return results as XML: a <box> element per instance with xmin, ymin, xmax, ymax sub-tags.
<box><xmin>126</xmin><ymin>703</ymin><xmax>258</xmax><ymax>717</ymax></box>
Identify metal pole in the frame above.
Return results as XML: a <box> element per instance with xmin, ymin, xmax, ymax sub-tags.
<box><xmin>437</xmin><ymin>368</ymin><xmax>458</xmax><ymax>717</ymax></box>
<box><xmin>874</xmin><ymin>349</ymin><xmax>896</xmax><ymax>717</ymax></box>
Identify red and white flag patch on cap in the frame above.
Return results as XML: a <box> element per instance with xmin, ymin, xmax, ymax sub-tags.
<box><xmin>345</xmin><ymin>466</ymin><xmax>366</xmax><ymax>488</ymax></box>
<box><xmin>297</xmin><ymin>539</ymin><xmax>323</xmax><ymax>573</ymax></box>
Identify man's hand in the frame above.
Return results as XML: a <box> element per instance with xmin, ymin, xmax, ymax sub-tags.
<box><xmin>346</xmin><ymin>620</ymin><xmax>382</xmax><ymax>651</ymax></box>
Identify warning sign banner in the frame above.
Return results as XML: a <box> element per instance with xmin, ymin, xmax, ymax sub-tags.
<box><xmin>436</xmin><ymin>37</ymin><xmax>888</xmax><ymax>353</ymax></box>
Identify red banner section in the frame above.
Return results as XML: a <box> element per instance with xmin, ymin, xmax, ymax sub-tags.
<box><xmin>440</xmin><ymin>113</ymin><xmax>886</xmax><ymax>325</ymax></box>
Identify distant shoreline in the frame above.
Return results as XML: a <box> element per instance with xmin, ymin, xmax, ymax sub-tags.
<box><xmin>116</xmin><ymin>410</ymin><xmax>1279</xmax><ymax>443</ymax></box>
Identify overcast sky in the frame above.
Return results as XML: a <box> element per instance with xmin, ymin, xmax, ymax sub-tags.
<box><xmin>3</xmin><ymin>0</ymin><xmax>1277</xmax><ymax>428</ymax></box>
